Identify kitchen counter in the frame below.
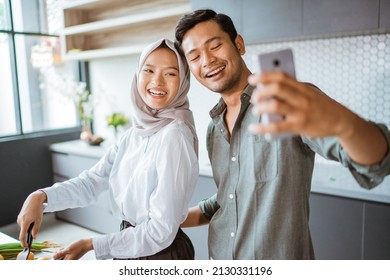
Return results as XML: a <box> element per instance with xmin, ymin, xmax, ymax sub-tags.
<box><xmin>50</xmin><ymin>140</ymin><xmax>390</xmax><ymax>204</ymax></box>
<box><xmin>50</xmin><ymin>139</ymin><xmax>214</xmax><ymax>177</ymax></box>
<box><xmin>311</xmin><ymin>156</ymin><xmax>390</xmax><ymax>204</ymax></box>
<box><xmin>0</xmin><ymin>232</ymin><xmax>17</xmax><ymax>244</ymax></box>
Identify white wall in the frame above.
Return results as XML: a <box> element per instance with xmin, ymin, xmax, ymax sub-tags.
<box><xmin>89</xmin><ymin>54</ymin><xmax>138</xmax><ymax>142</ymax></box>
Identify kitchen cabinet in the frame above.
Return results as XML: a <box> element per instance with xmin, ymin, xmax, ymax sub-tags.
<box><xmin>50</xmin><ymin>140</ymin><xmax>121</xmax><ymax>234</ymax></box>
<box><xmin>363</xmin><ymin>202</ymin><xmax>390</xmax><ymax>259</ymax></box>
<box><xmin>303</xmin><ymin>0</ymin><xmax>379</xmax><ymax>36</ymax></box>
<box><xmin>309</xmin><ymin>194</ymin><xmax>363</xmax><ymax>259</ymax></box>
<box><xmin>191</xmin><ymin>0</ymin><xmax>384</xmax><ymax>44</ymax></box>
<box><xmin>61</xmin><ymin>0</ymin><xmax>190</xmax><ymax>60</ymax></box>
<box><xmin>380</xmin><ymin>0</ymin><xmax>390</xmax><ymax>29</ymax></box>
<box><xmin>309</xmin><ymin>193</ymin><xmax>390</xmax><ymax>260</ymax></box>
<box><xmin>190</xmin><ymin>0</ymin><xmax>242</xmax><ymax>34</ymax></box>
<box><xmin>242</xmin><ymin>0</ymin><xmax>302</xmax><ymax>44</ymax></box>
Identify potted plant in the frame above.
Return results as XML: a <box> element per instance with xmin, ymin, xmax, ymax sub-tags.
<box><xmin>107</xmin><ymin>112</ymin><xmax>129</xmax><ymax>139</ymax></box>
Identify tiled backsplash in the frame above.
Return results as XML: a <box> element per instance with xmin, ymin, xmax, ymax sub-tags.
<box><xmin>245</xmin><ymin>33</ymin><xmax>390</xmax><ymax>203</ymax></box>
<box><xmin>245</xmin><ymin>33</ymin><xmax>390</xmax><ymax>127</ymax></box>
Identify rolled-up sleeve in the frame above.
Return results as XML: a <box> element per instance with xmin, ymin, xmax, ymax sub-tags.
<box><xmin>303</xmin><ymin>123</ymin><xmax>390</xmax><ymax>189</ymax></box>
<box><xmin>199</xmin><ymin>193</ymin><xmax>219</xmax><ymax>221</ymax></box>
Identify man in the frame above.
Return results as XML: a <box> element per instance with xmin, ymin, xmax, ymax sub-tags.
<box><xmin>175</xmin><ymin>9</ymin><xmax>390</xmax><ymax>260</ymax></box>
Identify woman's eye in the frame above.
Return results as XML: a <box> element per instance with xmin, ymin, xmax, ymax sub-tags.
<box><xmin>189</xmin><ymin>55</ymin><xmax>199</xmax><ymax>62</ymax></box>
<box><xmin>143</xmin><ymin>68</ymin><xmax>153</xmax><ymax>73</ymax></box>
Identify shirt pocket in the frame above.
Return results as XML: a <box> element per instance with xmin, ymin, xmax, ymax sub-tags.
<box><xmin>244</xmin><ymin>135</ymin><xmax>278</xmax><ymax>183</ymax></box>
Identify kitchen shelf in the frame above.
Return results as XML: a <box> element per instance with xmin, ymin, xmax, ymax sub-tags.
<box><xmin>60</xmin><ymin>0</ymin><xmax>190</xmax><ymax>60</ymax></box>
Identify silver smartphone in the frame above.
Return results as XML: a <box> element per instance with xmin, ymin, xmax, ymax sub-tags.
<box><xmin>257</xmin><ymin>48</ymin><xmax>296</xmax><ymax>141</ymax></box>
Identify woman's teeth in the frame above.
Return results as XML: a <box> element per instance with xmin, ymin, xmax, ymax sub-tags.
<box><xmin>149</xmin><ymin>89</ymin><xmax>166</xmax><ymax>96</ymax></box>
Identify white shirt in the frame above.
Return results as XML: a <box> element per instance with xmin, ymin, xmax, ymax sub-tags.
<box><xmin>43</xmin><ymin>120</ymin><xmax>199</xmax><ymax>259</ymax></box>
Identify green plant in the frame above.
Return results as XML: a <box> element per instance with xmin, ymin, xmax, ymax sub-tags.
<box><xmin>107</xmin><ymin>113</ymin><xmax>129</xmax><ymax>138</ymax></box>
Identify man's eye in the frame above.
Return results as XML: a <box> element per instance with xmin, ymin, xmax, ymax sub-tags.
<box><xmin>143</xmin><ymin>69</ymin><xmax>153</xmax><ymax>73</ymax></box>
<box><xmin>211</xmin><ymin>43</ymin><xmax>222</xmax><ymax>50</ymax></box>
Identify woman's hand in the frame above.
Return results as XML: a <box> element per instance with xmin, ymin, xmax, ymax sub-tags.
<box><xmin>53</xmin><ymin>239</ymin><xmax>93</xmax><ymax>260</ymax></box>
<box><xmin>17</xmin><ymin>190</ymin><xmax>47</xmax><ymax>247</ymax></box>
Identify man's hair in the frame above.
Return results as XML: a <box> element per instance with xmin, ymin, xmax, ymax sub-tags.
<box><xmin>175</xmin><ymin>9</ymin><xmax>238</xmax><ymax>54</ymax></box>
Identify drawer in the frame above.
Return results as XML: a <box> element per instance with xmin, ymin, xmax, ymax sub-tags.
<box><xmin>52</xmin><ymin>152</ymin><xmax>99</xmax><ymax>178</ymax></box>
<box><xmin>56</xmin><ymin>205</ymin><xmax>121</xmax><ymax>234</ymax></box>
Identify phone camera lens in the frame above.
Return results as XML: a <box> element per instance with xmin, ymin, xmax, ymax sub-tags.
<box><xmin>273</xmin><ymin>59</ymin><xmax>280</xmax><ymax>67</ymax></box>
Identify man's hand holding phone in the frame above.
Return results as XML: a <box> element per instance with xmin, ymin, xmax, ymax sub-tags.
<box><xmin>251</xmin><ymin>48</ymin><xmax>297</xmax><ymax>141</ymax></box>
<box><xmin>248</xmin><ymin>49</ymin><xmax>354</xmax><ymax>140</ymax></box>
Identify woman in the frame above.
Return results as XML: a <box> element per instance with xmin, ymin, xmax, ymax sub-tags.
<box><xmin>17</xmin><ymin>38</ymin><xmax>199</xmax><ymax>260</ymax></box>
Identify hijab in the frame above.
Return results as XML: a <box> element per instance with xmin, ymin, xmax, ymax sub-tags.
<box><xmin>129</xmin><ymin>38</ymin><xmax>198</xmax><ymax>155</ymax></box>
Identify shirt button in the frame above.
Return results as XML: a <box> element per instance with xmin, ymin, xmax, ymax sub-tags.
<box><xmin>230</xmin><ymin>232</ymin><xmax>235</xmax><ymax>238</ymax></box>
<box><xmin>231</xmin><ymin>156</ymin><xmax>236</xmax><ymax>162</ymax></box>
<box><xmin>220</xmin><ymin>128</ymin><xmax>224</xmax><ymax>133</ymax></box>
<box><xmin>229</xmin><ymin>194</ymin><xmax>234</xmax><ymax>199</ymax></box>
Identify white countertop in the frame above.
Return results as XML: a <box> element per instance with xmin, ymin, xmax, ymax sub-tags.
<box><xmin>50</xmin><ymin>140</ymin><xmax>390</xmax><ymax>204</ymax></box>
<box><xmin>0</xmin><ymin>232</ymin><xmax>17</xmax><ymax>244</ymax></box>
<box><xmin>311</xmin><ymin>156</ymin><xmax>390</xmax><ymax>203</ymax></box>
<box><xmin>50</xmin><ymin>140</ymin><xmax>214</xmax><ymax>177</ymax></box>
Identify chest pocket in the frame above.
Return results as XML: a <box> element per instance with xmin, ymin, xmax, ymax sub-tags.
<box><xmin>244</xmin><ymin>135</ymin><xmax>278</xmax><ymax>183</ymax></box>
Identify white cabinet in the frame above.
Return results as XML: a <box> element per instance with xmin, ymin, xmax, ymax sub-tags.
<box><xmin>61</xmin><ymin>0</ymin><xmax>190</xmax><ymax>60</ymax></box>
<box><xmin>50</xmin><ymin>140</ymin><xmax>121</xmax><ymax>234</ymax></box>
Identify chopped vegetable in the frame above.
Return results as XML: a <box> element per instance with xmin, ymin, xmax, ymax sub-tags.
<box><xmin>17</xmin><ymin>251</ymin><xmax>34</xmax><ymax>260</ymax></box>
<box><xmin>0</xmin><ymin>241</ymin><xmax>61</xmax><ymax>260</ymax></box>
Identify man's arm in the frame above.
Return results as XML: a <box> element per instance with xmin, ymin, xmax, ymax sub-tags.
<box><xmin>248</xmin><ymin>72</ymin><xmax>389</xmax><ymax>166</ymax></box>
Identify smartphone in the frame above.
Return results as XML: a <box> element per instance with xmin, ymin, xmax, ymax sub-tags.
<box><xmin>257</xmin><ymin>48</ymin><xmax>296</xmax><ymax>141</ymax></box>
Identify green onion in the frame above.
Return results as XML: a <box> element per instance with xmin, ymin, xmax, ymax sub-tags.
<box><xmin>0</xmin><ymin>241</ymin><xmax>61</xmax><ymax>260</ymax></box>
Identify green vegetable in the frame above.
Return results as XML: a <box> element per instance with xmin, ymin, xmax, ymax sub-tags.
<box><xmin>0</xmin><ymin>241</ymin><xmax>61</xmax><ymax>260</ymax></box>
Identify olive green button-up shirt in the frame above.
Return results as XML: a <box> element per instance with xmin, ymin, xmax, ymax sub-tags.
<box><xmin>199</xmin><ymin>85</ymin><xmax>390</xmax><ymax>260</ymax></box>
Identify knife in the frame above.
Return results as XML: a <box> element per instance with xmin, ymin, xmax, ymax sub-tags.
<box><xmin>16</xmin><ymin>222</ymin><xmax>34</xmax><ymax>260</ymax></box>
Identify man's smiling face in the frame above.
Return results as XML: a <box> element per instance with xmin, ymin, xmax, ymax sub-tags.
<box><xmin>181</xmin><ymin>20</ymin><xmax>245</xmax><ymax>95</ymax></box>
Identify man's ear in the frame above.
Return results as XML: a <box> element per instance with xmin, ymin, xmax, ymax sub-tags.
<box><xmin>235</xmin><ymin>35</ymin><xmax>246</xmax><ymax>55</ymax></box>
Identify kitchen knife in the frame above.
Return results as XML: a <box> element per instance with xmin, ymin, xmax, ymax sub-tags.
<box><xmin>16</xmin><ymin>222</ymin><xmax>34</xmax><ymax>260</ymax></box>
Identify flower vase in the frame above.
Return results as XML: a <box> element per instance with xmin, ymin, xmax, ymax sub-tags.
<box><xmin>80</xmin><ymin>121</ymin><xmax>93</xmax><ymax>142</ymax></box>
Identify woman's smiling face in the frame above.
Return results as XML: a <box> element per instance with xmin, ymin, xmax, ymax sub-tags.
<box><xmin>137</xmin><ymin>47</ymin><xmax>180</xmax><ymax>110</ymax></box>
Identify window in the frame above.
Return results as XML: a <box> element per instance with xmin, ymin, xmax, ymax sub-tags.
<box><xmin>0</xmin><ymin>0</ymin><xmax>81</xmax><ymax>138</ymax></box>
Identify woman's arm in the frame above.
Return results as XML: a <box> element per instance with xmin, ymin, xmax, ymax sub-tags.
<box><xmin>181</xmin><ymin>205</ymin><xmax>209</xmax><ymax>228</ymax></box>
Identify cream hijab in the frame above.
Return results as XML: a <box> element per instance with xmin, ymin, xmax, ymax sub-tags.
<box><xmin>129</xmin><ymin>38</ymin><xmax>198</xmax><ymax>155</ymax></box>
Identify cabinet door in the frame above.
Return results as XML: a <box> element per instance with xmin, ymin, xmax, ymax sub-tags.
<box><xmin>309</xmin><ymin>194</ymin><xmax>364</xmax><ymax>259</ymax></box>
<box><xmin>303</xmin><ymin>0</ymin><xmax>379</xmax><ymax>36</ymax></box>
<box><xmin>190</xmin><ymin>0</ymin><xmax>242</xmax><ymax>33</ymax></box>
<box><xmin>363</xmin><ymin>202</ymin><xmax>390</xmax><ymax>259</ymax></box>
<box><xmin>242</xmin><ymin>0</ymin><xmax>302</xmax><ymax>44</ymax></box>
<box><xmin>51</xmin><ymin>151</ymin><xmax>121</xmax><ymax>234</ymax></box>
<box><xmin>380</xmin><ymin>0</ymin><xmax>390</xmax><ymax>28</ymax></box>
<box><xmin>52</xmin><ymin>153</ymin><xmax>98</xmax><ymax>178</ymax></box>
<box><xmin>182</xmin><ymin>175</ymin><xmax>217</xmax><ymax>260</ymax></box>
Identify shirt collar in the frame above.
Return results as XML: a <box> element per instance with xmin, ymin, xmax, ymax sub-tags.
<box><xmin>209</xmin><ymin>84</ymin><xmax>255</xmax><ymax>120</ymax></box>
